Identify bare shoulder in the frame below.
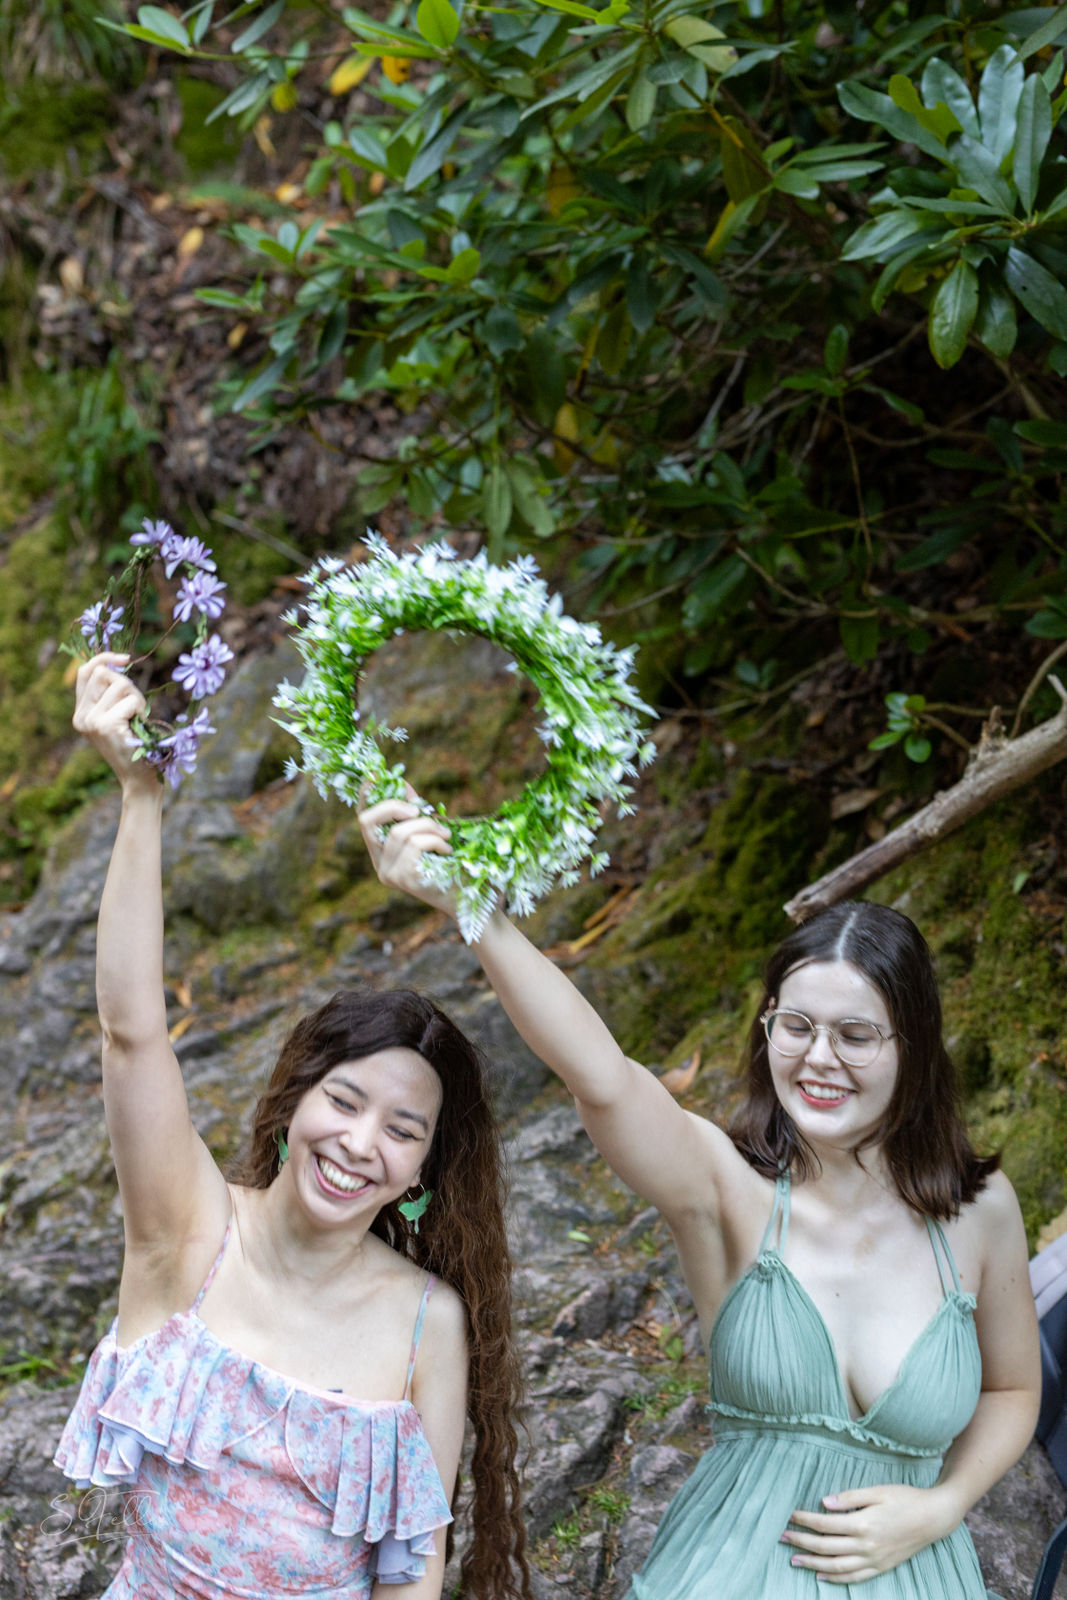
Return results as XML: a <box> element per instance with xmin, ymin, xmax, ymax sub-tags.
<box><xmin>966</xmin><ymin>1168</ymin><xmax>1026</xmax><ymax>1241</ymax></box>
<box><xmin>952</xmin><ymin>1169</ymin><xmax>1029</xmax><ymax>1289</ymax></box>
<box><xmin>421</xmin><ymin>1276</ymin><xmax>468</xmax><ymax>1357</ymax></box>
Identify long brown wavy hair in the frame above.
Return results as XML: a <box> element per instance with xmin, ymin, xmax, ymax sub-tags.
<box><xmin>228</xmin><ymin>989</ymin><xmax>531</xmax><ymax>1600</ymax></box>
<box><xmin>729</xmin><ymin>901</ymin><xmax>999</xmax><ymax>1219</ymax></box>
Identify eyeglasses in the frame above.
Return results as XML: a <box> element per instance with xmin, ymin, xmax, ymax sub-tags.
<box><xmin>761</xmin><ymin>1009</ymin><xmax>897</xmax><ymax>1068</ymax></box>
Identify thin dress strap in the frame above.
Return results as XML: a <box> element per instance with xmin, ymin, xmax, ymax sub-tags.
<box><xmin>925</xmin><ymin>1216</ymin><xmax>962</xmax><ymax>1295</ymax></box>
<box><xmin>191</xmin><ymin>1220</ymin><xmax>232</xmax><ymax>1313</ymax></box>
<box><xmin>758</xmin><ymin>1170</ymin><xmax>791</xmax><ymax>1256</ymax></box>
<box><xmin>404</xmin><ymin>1274</ymin><xmax>436</xmax><ymax>1399</ymax></box>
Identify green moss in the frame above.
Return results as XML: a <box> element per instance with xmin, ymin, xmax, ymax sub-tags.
<box><xmin>864</xmin><ymin>789</ymin><xmax>1067</xmax><ymax>1244</ymax></box>
<box><xmin>209</xmin><ymin>510</ymin><xmax>299</xmax><ymax>607</ymax></box>
<box><xmin>583</xmin><ymin>772</ymin><xmax>827</xmax><ymax>1061</ymax></box>
<box><xmin>175</xmin><ymin>76</ymin><xmax>243</xmax><ymax>179</ymax></box>
<box><xmin>0</xmin><ymin>517</ymin><xmax>109</xmax><ymax>903</ymax></box>
<box><xmin>0</xmin><ymin>80</ymin><xmax>113</xmax><ymax>178</ymax></box>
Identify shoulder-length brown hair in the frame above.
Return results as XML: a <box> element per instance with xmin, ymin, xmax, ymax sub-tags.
<box><xmin>228</xmin><ymin>989</ymin><xmax>531</xmax><ymax>1600</ymax></box>
<box><xmin>729</xmin><ymin>901</ymin><xmax>998</xmax><ymax>1219</ymax></box>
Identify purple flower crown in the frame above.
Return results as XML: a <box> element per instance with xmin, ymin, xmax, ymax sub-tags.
<box><xmin>74</xmin><ymin>518</ymin><xmax>234</xmax><ymax>789</ymax></box>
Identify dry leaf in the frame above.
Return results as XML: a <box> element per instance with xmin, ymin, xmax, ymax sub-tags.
<box><xmin>168</xmin><ymin>1015</ymin><xmax>195</xmax><ymax>1043</ymax></box>
<box><xmin>59</xmin><ymin>257</ymin><xmax>83</xmax><ymax>293</ymax></box>
<box><xmin>660</xmin><ymin>1050</ymin><xmax>701</xmax><ymax>1095</ymax></box>
<box><xmin>329</xmin><ymin>55</ymin><xmax>375</xmax><ymax>95</ymax></box>
<box><xmin>274</xmin><ymin>181</ymin><xmax>301</xmax><ymax>204</ymax></box>
<box><xmin>174</xmin><ymin>979</ymin><xmax>193</xmax><ymax>1009</ymax></box>
<box><xmin>0</xmin><ymin>774</ymin><xmax>17</xmax><ymax>800</ymax></box>
<box><xmin>227</xmin><ymin>321</ymin><xmax>249</xmax><ymax>350</ymax></box>
<box><xmin>177</xmin><ymin>226</ymin><xmax>204</xmax><ymax>259</ymax></box>
<box><xmin>830</xmin><ymin>787</ymin><xmax>883</xmax><ymax>821</ymax></box>
<box><xmin>254</xmin><ymin>115</ymin><xmax>277</xmax><ymax>159</ymax></box>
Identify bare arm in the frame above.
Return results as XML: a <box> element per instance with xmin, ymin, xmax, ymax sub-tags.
<box><xmin>75</xmin><ymin>656</ymin><xmax>227</xmax><ymax>1256</ymax></box>
<box><xmin>358</xmin><ymin>798</ymin><xmax>744</xmax><ymax>1221</ymax></box>
<box><xmin>784</xmin><ymin>1172</ymin><xmax>1041</xmax><ymax>1585</ymax></box>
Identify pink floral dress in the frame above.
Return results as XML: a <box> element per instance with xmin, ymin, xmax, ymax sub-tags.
<box><xmin>54</xmin><ymin>1226</ymin><xmax>453</xmax><ymax>1598</ymax></box>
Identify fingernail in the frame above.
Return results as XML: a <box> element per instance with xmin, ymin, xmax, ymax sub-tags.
<box><xmin>823</xmin><ymin>1496</ymin><xmax>839</xmax><ymax>1509</ymax></box>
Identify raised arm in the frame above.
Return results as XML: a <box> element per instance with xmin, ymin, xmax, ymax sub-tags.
<box><xmin>358</xmin><ymin>797</ymin><xmax>743</xmax><ymax>1221</ymax></box>
<box><xmin>74</xmin><ymin>656</ymin><xmax>228</xmax><ymax>1256</ymax></box>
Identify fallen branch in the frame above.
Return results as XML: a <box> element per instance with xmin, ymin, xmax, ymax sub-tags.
<box><xmin>784</xmin><ymin>678</ymin><xmax>1067</xmax><ymax>923</ymax></box>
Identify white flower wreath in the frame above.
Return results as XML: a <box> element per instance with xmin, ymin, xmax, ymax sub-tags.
<box><xmin>274</xmin><ymin>536</ymin><xmax>656</xmax><ymax>942</ymax></box>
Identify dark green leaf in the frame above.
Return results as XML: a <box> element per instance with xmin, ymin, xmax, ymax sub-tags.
<box><xmin>824</xmin><ymin>324</ymin><xmax>849</xmax><ymax>377</ymax></box>
<box><xmin>317</xmin><ymin>302</ymin><xmax>348</xmax><ymax>364</ymax></box>
<box><xmin>626</xmin><ymin>71</ymin><xmax>656</xmax><ymax>133</ymax></box>
<box><xmin>920</xmin><ymin>58</ymin><xmax>979</xmax><ymax>138</ymax></box>
<box><xmin>1014</xmin><ymin>419</ymin><xmax>1067</xmax><ymax>446</ymax></box>
<box><xmin>1013</xmin><ymin>75</ymin><xmax>1053</xmax><ymax>212</ymax></box>
<box><xmin>840</xmin><ymin>610</ymin><xmax>880</xmax><ymax>664</ymax></box>
<box><xmin>894</xmin><ymin>525</ymin><xmax>972</xmax><ymax>572</ymax></box>
<box><xmin>483</xmin><ymin>305</ymin><xmax>523</xmax><ymax>357</ymax></box>
<box><xmin>836</xmin><ymin>80</ymin><xmax>948</xmax><ymax>161</ymax></box>
<box><xmin>977</xmin><ymin>43</ymin><xmax>1025</xmax><ymax>162</ymax></box>
<box><xmin>840</xmin><ymin>209</ymin><xmax>933</xmax><ymax>262</ymax></box>
<box><xmin>866</xmin><ymin>385</ymin><xmax>924</xmax><ymax>424</ymax></box>
<box><xmin>905</xmin><ymin>734</ymin><xmax>932</xmax><ymax>762</ymax></box>
<box><xmin>482</xmin><ymin>464</ymin><xmax>513</xmax><ymax>540</ymax></box>
<box><xmin>1005</xmin><ymin>246</ymin><xmax>1067</xmax><ymax>338</ymax></box>
<box><xmin>1010</xmin><ymin>4</ymin><xmax>1067</xmax><ymax>63</ymax></box>
<box><xmin>626</xmin><ymin>258</ymin><xmax>657</xmax><ymax>334</ymax></box>
<box><xmin>682</xmin><ymin>555</ymin><xmax>748</xmax><ymax>629</ymax></box>
<box><xmin>232</xmin><ymin>0</ymin><xmax>286</xmax><ymax>53</ymax></box>
<box><xmin>929</xmin><ymin>260</ymin><xmax>979</xmax><ymax>368</ymax></box>
<box><xmin>951</xmin><ymin>135</ymin><xmax>1015</xmax><ymax>213</ymax></box>
<box><xmin>1026</xmin><ymin>610</ymin><xmax>1067</xmax><ymax>638</ymax></box>
<box><xmin>405</xmin><ymin>106</ymin><xmax>467</xmax><ymax>190</ymax></box>
<box><xmin>974</xmin><ymin>278</ymin><xmax>1018</xmax><ymax>357</ymax></box>
<box><xmin>232</xmin><ymin>354</ymin><xmax>287</xmax><ymax>413</ymax></box>
<box><xmin>774</xmin><ymin>168</ymin><xmax>820</xmax><ymax>199</ymax></box>
<box><xmin>719</xmin><ymin>116</ymin><xmax>768</xmax><ymax>204</ymax></box>
<box><xmin>136</xmin><ymin>5</ymin><xmax>190</xmax><ymax>49</ymax></box>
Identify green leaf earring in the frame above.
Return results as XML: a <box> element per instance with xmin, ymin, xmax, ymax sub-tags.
<box><xmin>398</xmin><ymin>1184</ymin><xmax>433</xmax><ymax>1234</ymax></box>
<box><xmin>277</xmin><ymin>1128</ymin><xmax>289</xmax><ymax>1165</ymax></box>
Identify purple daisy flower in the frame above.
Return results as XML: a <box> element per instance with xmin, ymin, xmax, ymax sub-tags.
<box><xmin>172</xmin><ymin>634</ymin><xmax>234</xmax><ymax>698</ymax></box>
<box><xmin>79</xmin><ymin>601</ymin><xmax>125</xmax><ymax>646</ymax></box>
<box><xmin>131</xmin><ymin>517</ymin><xmax>174</xmax><ymax>548</ymax></box>
<box><xmin>173</xmin><ymin>571</ymin><xmax>227</xmax><ymax>622</ymax></box>
<box><xmin>162</xmin><ymin>534</ymin><xmax>217</xmax><ymax>579</ymax></box>
<box><xmin>157</xmin><ymin>707</ymin><xmax>216</xmax><ymax>788</ymax></box>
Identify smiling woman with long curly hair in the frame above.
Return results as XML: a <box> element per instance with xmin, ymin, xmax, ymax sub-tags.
<box><xmin>54</xmin><ymin>654</ymin><xmax>531</xmax><ymax>1600</ymax></box>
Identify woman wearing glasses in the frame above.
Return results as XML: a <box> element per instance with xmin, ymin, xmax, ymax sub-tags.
<box><xmin>360</xmin><ymin>793</ymin><xmax>1039</xmax><ymax>1598</ymax></box>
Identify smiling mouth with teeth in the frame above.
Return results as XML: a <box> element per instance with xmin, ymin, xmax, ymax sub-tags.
<box><xmin>798</xmin><ymin>1081</ymin><xmax>853</xmax><ymax>1103</ymax></box>
<box><xmin>315</xmin><ymin>1154</ymin><xmax>372</xmax><ymax>1195</ymax></box>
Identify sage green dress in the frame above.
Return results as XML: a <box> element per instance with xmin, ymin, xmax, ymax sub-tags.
<box><xmin>627</xmin><ymin>1172</ymin><xmax>1001</xmax><ymax>1599</ymax></box>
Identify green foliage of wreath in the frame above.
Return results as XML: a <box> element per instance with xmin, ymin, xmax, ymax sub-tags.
<box><xmin>275</xmin><ymin>538</ymin><xmax>656</xmax><ymax>941</ymax></box>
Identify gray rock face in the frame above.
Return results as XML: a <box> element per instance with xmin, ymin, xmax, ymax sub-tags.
<box><xmin>0</xmin><ymin>641</ymin><xmax>1061</xmax><ymax>1599</ymax></box>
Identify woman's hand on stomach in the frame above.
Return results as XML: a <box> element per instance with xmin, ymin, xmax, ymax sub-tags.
<box><xmin>780</xmin><ymin>1481</ymin><xmax>961</xmax><ymax>1584</ymax></box>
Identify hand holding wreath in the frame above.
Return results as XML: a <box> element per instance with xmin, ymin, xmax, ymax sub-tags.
<box><xmin>358</xmin><ymin>791</ymin><xmax>458</xmax><ymax>920</ymax></box>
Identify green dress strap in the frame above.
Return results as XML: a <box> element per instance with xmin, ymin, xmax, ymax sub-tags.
<box><xmin>758</xmin><ymin>1169</ymin><xmax>791</xmax><ymax>1255</ymax></box>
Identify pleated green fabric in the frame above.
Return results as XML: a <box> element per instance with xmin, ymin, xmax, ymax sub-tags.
<box><xmin>626</xmin><ymin>1172</ymin><xmax>1002</xmax><ymax>1599</ymax></box>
